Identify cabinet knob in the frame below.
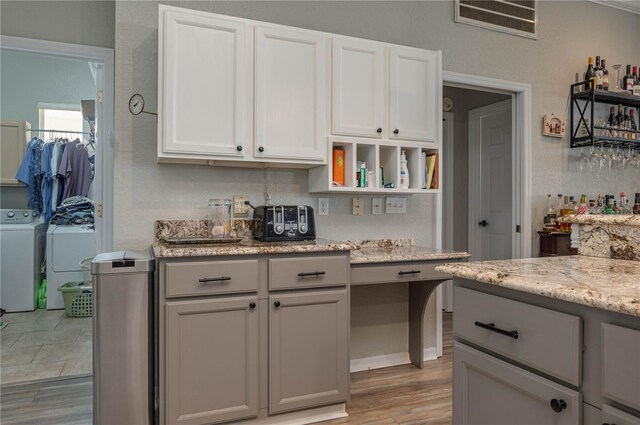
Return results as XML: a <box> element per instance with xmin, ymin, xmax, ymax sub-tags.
<box><xmin>236</xmin><ymin>145</ymin><xmax>243</xmax><ymax>152</ymax></box>
<box><xmin>274</xmin><ymin>301</ymin><xmax>281</xmax><ymax>307</ymax></box>
<box><xmin>249</xmin><ymin>302</ymin><xmax>256</xmax><ymax>309</ymax></box>
<box><xmin>393</xmin><ymin>129</ymin><xmax>399</xmax><ymax>135</ymax></box>
<box><xmin>258</xmin><ymin>146</ymin><xmax>264</xmax><ymax>152</ymax></box>
<box><xmin>377</xmin><ymin>127</ymin><xmax>382</xmax><ymax>134</ymax></box>
<box><xmin>550</xmin><ymin>399</ymin><xmax>567</xmax><ymax>413</ymax></box>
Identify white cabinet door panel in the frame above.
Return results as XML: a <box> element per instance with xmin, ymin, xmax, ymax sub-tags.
<box><xmin>332</xmin><ymin>38</ymin><xmax>385</xmax><ymax>138</ymax></box>
<box><xmin>161</xmin><ymin>9</ymin><xmax>248</xmax><ymax>156</ymax></box>
<box><xmin>255</xmin><ymin>26</ymin><xmax>326</xmax><ymax>162</ymax></box>
<box><xmin>389</xmin><ymin>47</ymin><xmax>438</xmax><ymax>142</ymax></box>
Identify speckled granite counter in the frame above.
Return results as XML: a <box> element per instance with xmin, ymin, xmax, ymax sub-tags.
<box><xmin>558</xmin><ymin>214</ymin><xmax>640</xmax><ymax>226</ymax></box>
<box><xmin>350</xmin><ymin>245</ymin><xmax>470</xmax><ymax>264</ymax></box>
<box><xmin>435</xmin><ymin>256</ymin><xmax>640</xmax><ymax>318</ymax></box>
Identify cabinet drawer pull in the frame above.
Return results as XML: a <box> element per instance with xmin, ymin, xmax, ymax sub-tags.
<box><xmin>198</xmin><ymin>276</ymin><xmax>231</xmax><ymax>283</ymax></box>
<box><xmin>398</xmin><ymin>270</ymin><xmax>421</xmax><ymax>276</ymax></box>
<box><xmin>297</xmin><ymin>271</ymin><xmax>326</xmax><ymax>277</ymax></box>
<box><xmin>474</xmin><ymin>321</ymin><xmax>519</xmax><ymax>339</ymax></box>
<box><xmin>549</xmin><ymin>399</ymin><xmax>567</xmax><ymax>413</ymax></box>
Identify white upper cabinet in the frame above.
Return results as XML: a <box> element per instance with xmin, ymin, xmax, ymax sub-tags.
<box><xmin>389</xmin><ymin>47</ymin><xmax>439</xmax><ymax>143</ymax></box>
<box><xmin>332</xmin><ymin>38</ymin><xmax>385</xmax><ymax>138</ymax></box>
<box><xmin>159</xmin><ymin>7</ymin><xmax>249</xmax><ymax>158</ymax></box>
<box><xmin>254</xmin><ymin>26</ymin><xmax>327</xmax><ymax>163</ymax></box>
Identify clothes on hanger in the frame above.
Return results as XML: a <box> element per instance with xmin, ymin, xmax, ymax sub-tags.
<box><xmin>40</xmin><ymin>139</ymin><xmax>57</xmax><ymax>222</ymax></box>
<box><xmin>58</xmin><ymin>138</ymin><xmax>93</xmax><ymax>200</ymax></box>
<box><xmin>15</xmin><ymin>137</ymin><xmax>45</xmax><ymax>215</ymax></box>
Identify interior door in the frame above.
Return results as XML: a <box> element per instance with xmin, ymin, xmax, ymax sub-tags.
<box><xmin>332</xmin><ymin>38</ymin><xmax>385</xmax><ymax>138</ymax></box>
<box><xmin>468</xmin><ymin>100</ymin><xmax>513</xmax><ymax>261</ymax></box>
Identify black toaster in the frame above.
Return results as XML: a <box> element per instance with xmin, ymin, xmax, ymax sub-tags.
<box><xmin>253</xmin><ymin>205</ymin><xmax>316</xmax><ymax>242</ymax></box>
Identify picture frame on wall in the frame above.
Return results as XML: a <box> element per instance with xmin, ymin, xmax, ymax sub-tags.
<box><xmin>542</xmin><ymin>113</ymin><xmax>565</xmax><ymax>138</ymax></box>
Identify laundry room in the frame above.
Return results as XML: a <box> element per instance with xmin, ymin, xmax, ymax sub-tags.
<box><xmin>0</xmin><ymin>48</ymin><xmax>98</xmax><ymax>385</ymax></box>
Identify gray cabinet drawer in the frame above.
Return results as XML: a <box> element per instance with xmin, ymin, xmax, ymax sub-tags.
<box><xmin>602</xmin><ymin>323</ymin><xmax>640</xmax><ymax>411</ymax></box>
<box><xmin>453</xmin><ymin>342</ymin><xmax>581</xmax><ymax>425</ymax></box>
<box><xmin>165</xmin><ymin>260</ymin><xmax>259</xmax><ymax>298</ymax></box>
<box><xmin>454</xmin><ymin>286</ymin><xmax>582</xmax><ymax>386</ymax></box>
<box><xmin>351</xmin><ymin>262</ymin><xmax>451</xmax><ymax>285</ymax></box>
<box><xmin>602</xmin><ymin>404</ymin><xmax>640</xmax><ymax>425</ymax></box>
<box><xmin>269</xmin><ymin>255</ymin><xmax>348</xmax><ymax>290</ymax></box>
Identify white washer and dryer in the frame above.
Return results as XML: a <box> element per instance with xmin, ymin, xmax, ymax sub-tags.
<box><xmin>46</xmin><ymin>224</ymin><xmax>96</xmax><ymax>310</ymax></box>
<box><xmin>0</xmin><ymin>209</ymin><xmax>47</xmax><ymax>312</ymax></box>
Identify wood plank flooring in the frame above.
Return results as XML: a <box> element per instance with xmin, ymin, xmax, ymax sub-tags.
<box><xmin>0</xmin><ymin>313</ymin><xmax>453</xmax><ymax>425</ymax></box>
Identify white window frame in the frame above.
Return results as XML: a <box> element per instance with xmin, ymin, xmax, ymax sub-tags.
<box><xmin>37</xmin><ymin>103</ymin><xmax>84</xmax><ymax>135</ymax></box>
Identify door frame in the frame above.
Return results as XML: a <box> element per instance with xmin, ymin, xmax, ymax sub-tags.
<box><xmin>443</xmin><ymin>71</ymin><xmax>532</xmax><ymax>259</ymax></box>
<box><xmin>0</xmin><ymin>35</ymin><xmax>115</xmax><ymax>253</ymax></box>
<box><xmin>468</xmin><ymin>99</ymin><xmax>513</xmax><ymax>261</ymax></box>
<box><xmin>442</xmin><ymin>111</ymin><xmax>454</xmax><ymax>312</ymax></box>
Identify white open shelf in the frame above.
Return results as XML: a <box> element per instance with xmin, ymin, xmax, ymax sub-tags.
<box><xmin>309</xmin><ymin>138</ymin><xmax>441</xmax><ymax>194</ymax></box>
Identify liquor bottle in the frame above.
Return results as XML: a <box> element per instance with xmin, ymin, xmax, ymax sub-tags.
<box><xmin>577</xmin><ymin>194</ymin><xmax>589</xmax><ymax>215</ymax></box>
<box><xmin>585</xmin><ymin>57</ymin><xmax>595</xmax><ymax>89</ymax></box>
<box><xmin>620</xmin><ymin>192</ymin><xmax>631</xmax><ymax>214</ymax></box>
<box><xmin>630</xmin><ymin>109</ymin><xmax>638</xmax><ymax>140</ymax></box>
<box><xmin>588</xmin><ymin>199</ymin><xmax>597</xmax><ymax>214</ymax></box>
<box><xmin>602</xmin><ymin>59</ymin><xmax>609</xmax><ymax>91</ymax></box>
<box><xmin>594</xmin><ymin>56</ymin><xmax>604</xmax><ymax>90</ymax></box>
<box><xmin>616</xmin><ymin>104</ymin><xmax>624</xmax><ymax>128</ymax></box>
<box><xmin>603</xmin><ymin>197</ymin><xmax>615</xmax><ymax>215</ymax></box>
<box><xmin>634</xmin><ymin>66</ymin><xmax>640</xmax><ymax>96</ymax></box>
<box><xmin>562</xmin><ymin>195</ymin><xmax>573</xmax><ymax>232</ymax></box>
<box><xmin>607</xmin><ymin>106</ymin><xmax>618</xmax><ymax>137</ymax></box>
<box><xmin>554</xmin><ymin>194</ymin><xmax>564</xmax><ymax>230</ymax></box>
<box><xmin>543</xmin><ymin>194</ymin><xmax>557</xmax><ymax>230</ymax></box>
<box><xmin>623</xmin><ymin>65</ymin><xmax>634</xmax><ymax>93</ymax></box>
<box><xmin>594</xmin><ymin>195</ymin><xmax>604</xmax><ymax>214</ymax></box>
<box><xmin>633</xmin><ymin>193</ymin><xmax>640</xmax><ymax>215</ymax></box>
<box><xmin>622</xmin><ymin>107</ymin><xmax>631</xmax><ymax>138</ymax></box>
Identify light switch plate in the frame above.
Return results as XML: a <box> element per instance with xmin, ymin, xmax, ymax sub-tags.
<box><xmin>352</xmin><ymin>197</ymin><xmax>364</xmax><ymax>216</ymax></box>
<box><xmin>385</xmin><ymin>197</ymin><xmax>406</xmax><ymax>214</ymax></box>
<box><xmin>233</xmin><ymin>195</ymin><xmax>249</xmax><ymax>217</ymax></box>
<box><xmin>372</xmin><ymin>198</ymin><xmax>383</xmax><ymax>215</ymax></box>
<box><xmin>318</xmin><ymin>198</ymin><xmax>329</xmax><ymax>216</ymax></box>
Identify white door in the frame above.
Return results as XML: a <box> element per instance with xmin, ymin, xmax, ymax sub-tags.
<box><xmin>332</xmin><ymin>38</ymin><xmax>385</xmax><ymax>138</ymax></box>
<box><xmin>389</xmin><ymin>47</ymin><xmax>439</xmax><ymax>142</ymax></box>
<box><xmin>469</xmin><ymin>100</ymin><xmax>513</xmax><ymax>261</ymax></box>
<box><xmin>254</xmin><ymin>26</ymin><xmax>326</xmax><ymax>162</ymax></box>
<box><xmin>161</xmin><ymin>9</ymin><xmax>248</xmax><ymax>157</ymax></box>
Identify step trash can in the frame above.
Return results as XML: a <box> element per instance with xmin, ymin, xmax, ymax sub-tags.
<box><xmin>92</xmin><ymin>250</ymin><xmax>155</xmax><ymax>425</ymax></box>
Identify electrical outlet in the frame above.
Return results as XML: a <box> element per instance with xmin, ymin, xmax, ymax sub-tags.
<box><xmin>372</xmin><ymin>198</ymin><xmax>383</xmax><ymax>215</ymax></box>
<box><xmin>233</xmin><ymin>195</ymin><xmax>249</xmax><ymax>217</ymax></box>
<box><xmin>318</xmin><ymin>198</ymin><xmax>329</xmax><ymax>216</ymax></box>
<box><xmin>385</xmin><ymin>197</ymin><xmax>406</xmax><ymax>214</ymax></box>
<box><xmin>352</xmin><ymin>197</ymin><xmax>364</xmax><ymax>216</ymax></box>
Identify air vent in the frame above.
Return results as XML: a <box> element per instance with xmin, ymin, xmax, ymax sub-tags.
<box><xmin>455</xmin><ymin>0</ymin><xmax>537</xmax><ymax>39</ymax></box>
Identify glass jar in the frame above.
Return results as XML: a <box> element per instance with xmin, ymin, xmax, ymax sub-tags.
<box><xmin>208</xmin><ymin>199</ymin><xmax>232</xmax><ymax>239</ymax></box>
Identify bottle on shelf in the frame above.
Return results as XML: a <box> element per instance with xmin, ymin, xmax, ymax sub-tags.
<box><xmin>561</xmin><ymin>195</ymin><xmax>573</xmax><ymax>232</ymax></box>
<box><xmin>619</xmin><ymin>192</ymin><xmax>632</xmax><ymax>214</ymax></box>
<box><xmin>577</xmin><ymin>194</ymin><xmax>589</xmax><ymax>215</ymax></box>
<box><xmin>603</xmin><ymin>196</ymin><xmax>615</xmax><ymax>215</ymax></box>
<box><xmin>585</xmin><ymin>57</ymin><xmax>595</xmax><ymax>89</ymax></box>
<box><xmin>634</xmin><ymin>66</ymin><xmax>640</xmax><ymax>96</ymax></box>
<box><xmin>400</xmin><ymin>151</ymin><xmax>409</xmax><ymax>190</ymax></box>
<box><xmin>543</xmin><ymin>194</ymin><xmax>557</xmax><ymax>230</ymax></box>
<box><xmin>588</xmin><ymin>199</ymin><xmax>597</xmax><ymax>214</ymax></box>
<box><xmin>554</xmin><ymin>194</ymin><xmax>564</xmax><ymax>231</ymax></box>
<box><xmin>633</xmin><ymin>193</ymin><xmax>640</xmax><ymax>215</ymax></box>
<box><xmin>622</xmin><ymin>107</ymin><xmax>631</xmax><ymax>138</ymax></box>
<box><xmin>602</xmin><ymin>59</ymin><xmax>609</xmax><ymax>91</ymax></box>
<box><xmin>594</xmin><ymin>56</ymin><xmax>604</xmax><ymax>90</ymax></box>
<box><xmin>623</xmin><ymin>64</ymin><xmax>634</xmax><ymax>93</ymax></box>
<box><xmin>615</xmin><ymin>104</ymin><xmax>624</xmax><ymax>130</ymax></box>
<box><xmin>630</xmin><ymin>109</ymin><xmax>638</xmax><ymax>140</ymax></box>
<box><xmin>607</xmin><ymin>106</ymin><xmax>618</xmax><ymax>137</ymax></box>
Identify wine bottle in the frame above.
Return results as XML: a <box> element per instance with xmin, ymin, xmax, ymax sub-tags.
<box><xmin>601</xmin><ymin>59</ymin><xmax>609</xmax><ymax>91</ymax></box>
<box><xmin>623</xmin><ymin>64</ymin><xmax>633</xmax><ymax>92</ymax></box>
<box><xmin>607</xmin><ymin>106</ymin><xmax>618</xmax><ymax>137</ymax></box>
<box><xmin>584</xmin><ymin>57</ymin><xmax>595</xmax><ymax>89</ymax></box>
<box><xmin>616</xmin><ymin>104</ymin><xmax>624</xmax><ymax>126</ymax></box>
<box><xmin>630</xmin><ymin>109</ymin><xmax>638</xmax><ymax>139</ymax></box>
<box><xmin>633</xmin><ymin>66</ymin><xmax>640</xmax><ymax>96</ymax></box>
<box><xmin>594</xmin><ymin>56</ymin><xmax>603</xmax><ymax>90</ymax></box>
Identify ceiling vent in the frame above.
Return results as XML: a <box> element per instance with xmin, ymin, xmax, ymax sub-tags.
<box><xmin>455</xmin><ymin>0</ymin><xmax>537</xmax><ymax>39</ymax></box>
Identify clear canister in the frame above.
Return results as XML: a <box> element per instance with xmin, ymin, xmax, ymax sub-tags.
<box><xmin>208</xmin><ymin>199</ymin><xmax>232</xmax><ymax>239</ymax></box>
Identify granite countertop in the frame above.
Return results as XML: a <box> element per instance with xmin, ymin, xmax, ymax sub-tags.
<box><xmin>558</xmin><ymin>214</ymin><xmax>640</xmax><ymax>226</ymax></box>
<box><xmin>350</xmin><ymin>245</ymin><xmax>471</xmax><ymax>264</ymax></box>
<box><xmin>435</xmin><ymin>256</ymin><xmax>640</xmax><ymax>318</ymax></box>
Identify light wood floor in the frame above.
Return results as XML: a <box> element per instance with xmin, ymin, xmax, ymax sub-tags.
<box><xmin>0</xmin><ymin>313</ymin><xmax>453</xmax><ymax>425</ymax></box>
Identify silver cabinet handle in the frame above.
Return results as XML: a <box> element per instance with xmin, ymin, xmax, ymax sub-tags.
<box><xmin>199</xmin><ymin>276</ymin><xmax>231</xmax><ymax>283</ymax></box>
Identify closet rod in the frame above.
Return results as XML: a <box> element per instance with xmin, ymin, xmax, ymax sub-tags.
<box><xmin>28</xmin><ymin>129</ymin><xmax>90</xmax><ymax>135</ymax></box>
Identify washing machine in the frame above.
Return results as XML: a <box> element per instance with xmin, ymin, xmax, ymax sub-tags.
<box><xmin>46</xmin><ymin>224</ymin><xmax>96</xmax><ymax>310</ymax></box>
<box><xmin>0</xmin><ymin>209</ymin><xmax>47</xmax><ymax>312</ymax></box>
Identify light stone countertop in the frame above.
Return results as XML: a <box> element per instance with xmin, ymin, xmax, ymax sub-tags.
<box><xmin>350</xmin><ymin>246</ymin><xmax>470</xmax><ymax>264</ymax></box>
<box><xmin>558</xmin><ymin>214</ymin><xmax>640</xmax><ymax>226</ymax></box>
<box><xmin>435</xmin><ymin>256</ymin><xmax>640</xmax><ymax>318</ymax></box>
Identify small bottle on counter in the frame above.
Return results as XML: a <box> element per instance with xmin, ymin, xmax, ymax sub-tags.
<box><xmin>633</xmin><ymin>193</ymin><xmax>640</xmax><ymax>215</ymax></box>
<box><xmin>603</xmin><ymin>196</ymin><xmax>615</xmax><ymax>215</ymax></box>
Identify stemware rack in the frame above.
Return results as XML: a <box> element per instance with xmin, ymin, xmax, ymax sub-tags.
<box><xmin>570</xmin><ymin>81</ymin><xmax>640</xmax><ymax>149</ymax></box>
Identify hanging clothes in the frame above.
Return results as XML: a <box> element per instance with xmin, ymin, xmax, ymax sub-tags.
<box><xmin>15</xmin><ymin>137</ymin><xmax>45</xmax><ymax>215</ymax></box>
<box><xmin>50</xmin><ymin>139</ymin><xmax>66</xmax><ymax>213</ymax></box>
<box><xmin>58</xmin><ymin>138</ymin><xmax>93</xmax><ymax>199</ymax></box>
<box><xmin>40</xmin><ymin>140</ymin><xmax>57</xmax><ymax>222</ymax></box>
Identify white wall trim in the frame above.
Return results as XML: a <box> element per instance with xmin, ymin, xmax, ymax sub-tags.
<box><xmin>442</xmin><ymin>112</ymin><xmax>454</xmax><ymax>312</ymax></box>
<box><xmin>235</xmin><ymin>403</ymin><xmax>347</xmax><ymax>425</ymax></box>
<box><xmin>443</xmin><ymin>71</ymin><xmax>532</xmax><ymax>259</ymax></box>
<box><xmin>1</xmin><ymin>35</ymin><xmax>115</xmax><ymax>253</ymax></box>
<box><xmin>586</xmin><ymin>0</ymin><xmax>640</xmax><ymax>15</ymax></box>
<box><xmin>350</xmin><ymin>348</ymin><xmax>440</xmax><ymax>373</ymax></box>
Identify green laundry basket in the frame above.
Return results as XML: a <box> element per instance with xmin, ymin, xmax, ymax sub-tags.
<box><xmin>58</xmin><ymin>281</ymin><xmax>92</xmax><ymax>317</ymax></box>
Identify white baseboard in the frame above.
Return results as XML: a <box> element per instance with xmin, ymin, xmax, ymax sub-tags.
<box><xmin>236</xmin><ymin>403</ymin><xmax>347</xmax><ymax>425</ymax></box>
<box><xmin>351</xmin><ymin>348</ymin><xmax>441</xmax><ymax>372</ymax></box>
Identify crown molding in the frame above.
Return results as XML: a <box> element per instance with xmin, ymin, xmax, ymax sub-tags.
<box><xmin>587</xmin><ymin>0</ymin><xmax>640</xmax><ymax>14</ymax></box>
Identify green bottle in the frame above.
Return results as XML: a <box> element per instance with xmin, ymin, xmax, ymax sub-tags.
<box><xmin>38</xmin><ymin>279</ymin><xmax>47</xmax><ymax>309</ymax></box>
<box><xmin>602</xmin><ymin>197</ymin><xmax>615</xmax><ymax>215</ymax></box>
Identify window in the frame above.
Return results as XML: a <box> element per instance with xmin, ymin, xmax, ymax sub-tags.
<box><xmin>38</xmin><ymin>103</ymin><xmax>84</xmax><ymax>136</ymax></box>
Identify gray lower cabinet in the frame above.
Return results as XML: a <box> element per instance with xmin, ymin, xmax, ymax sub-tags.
<box><xmin>602</xmin><ymin>404</ymin><xmax>640</xmax><ymax>425</ymax></box>
<box><xmin>269</xmin><ymin>289</ymin><xmax>349</xmax><ymax>414</ymax></box>
<box><xmin>165</xmin><ymin>296</ymin><xmax>259</xmax><ymax>425</ymax></box>
<box><xmin>454</xmin><ymin>342</ymin><xmax>581</xmax><ymax>425</ymax></box>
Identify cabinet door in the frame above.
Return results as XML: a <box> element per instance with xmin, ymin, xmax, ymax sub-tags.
<box><xmin>166</xmin><ymin>297</ymin><xmax>258</xmax><ymax>425</ymax></box>
<box><xmin>269</xmin><ymin>289</ymin><xmax>348</xmax><ymax>414</ymax></box>
<box><xmin>332</xmin><ymin>38</ymin><xmax>385</xmax><ymax>138</ymax></box>
<box><xmin>160</xmin><ymin>8</ymin><xmax>248</xmax><ymax>157</ymax></box>
<box><xmin>255</xmin><ymin>26</ymin><xmax>326</xmax><ymax>162</ymax></box>
<box><xmin>389</xmin><ymin>47</ymin><xmax>439</xmax><ymax>142</ymax></box>
<box><xmin>1</xmin><ymin>120</ymin><xmax>28</xmax><ymax>186</ymax></box>
<box><xmin>602</xmin><ymin>404</ymin><xmax>640</xmax><ymax>425</ymax></box>
<box><xmin>453</xmin><ymin>342</ymin><xmax>581</xmax><ymax>425</ymax></box>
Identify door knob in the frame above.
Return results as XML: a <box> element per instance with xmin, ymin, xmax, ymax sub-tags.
<box><xmin>377</xmin><ymin>128</ymin><xmax>382</xmax><ymax>134</ymax></box>
<box><xmin>549</xmin><ymin>399</ymin><xmax>567</xmax><ymax>413</ymax></box>
<box><xmin>478</xmin><ymin>220</ymin><xmax>488</xmax><ymax>227</ymax></box>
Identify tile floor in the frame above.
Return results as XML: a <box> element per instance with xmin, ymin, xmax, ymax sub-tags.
<box><xmin>0</xmin><ymin>309</ymin><xmax>92</xmax><ymax>385</ymax></box>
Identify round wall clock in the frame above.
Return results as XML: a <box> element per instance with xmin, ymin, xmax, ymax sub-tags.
<box><xmin>443</xmin><ymin>97</ymin><xmax>454</xmax><ymax>112</ymax></box>
<box><xmin>129</xmin><ymin>94</ymin><xmax>145</xmax><ymax>115</ymax></box>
